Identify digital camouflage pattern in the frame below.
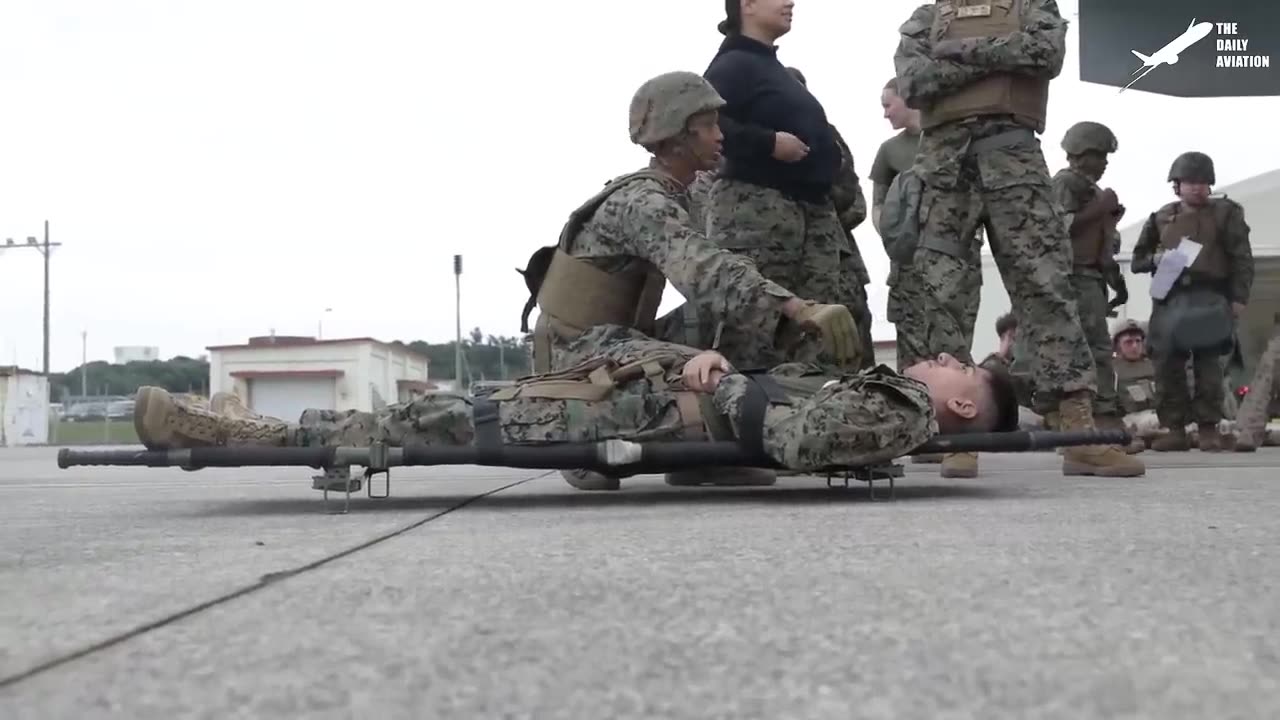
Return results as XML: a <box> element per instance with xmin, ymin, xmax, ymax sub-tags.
<box><xmin>1234</xmin><ymin>328</ymin><xmax>1280</xmax><ymax>449</ymax></box>
<box><xmin>894</xmin><ymin>0</ymin><xmax>1097</xmax><ymax>401</ymax></box>
<box><xmin>705</xmin><ymin>176</ymin><xmax>857</xmax><ymax>369</ymax></box>
<box><xmin>148</xmin><ymin>326</ymin><xmax>938</xmax><ymax>472</ymax></box>
<box><xmin>542</xmin><ymin>168</ymin><xmax>796</xmax><ymax>370</ymax></box>
<box><xmin>629</xmin><ymin>71</ymin><xmax>725</xmax><ymax>146</ymax></box>
<box><xmin>830</xmin><ymin>124</ymin><xmax>874</xmax><ymax>369</ymax></box>
<box><xmin>1052</xmin><ymin>166</ymin><xmax>1121</xmax><ymax>417</ymax></box>
<box><xmin>893</xmin><ymin>239</ymin><xmax>984</xmax><ymax>371</ymax></box>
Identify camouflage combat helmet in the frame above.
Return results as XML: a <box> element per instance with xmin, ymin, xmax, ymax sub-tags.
<box><xmin>1167</xmin><ymin>151</ymin><xmax>1216</xmax><ymax>184</ymax></box>
<box><xmin>629</xmin><ymin>71</ymin><xmax>725</xmax><ymax>146</ymax></box>
<box><xmin>1111</xmin><ymin>318</ymin><xmax>1146</xmax><ymax>344</ymax></box>
<box><xmin>1060</xmin><ymin>121</ymin><xmax>1118</xmax><ymax>156</ymax></box>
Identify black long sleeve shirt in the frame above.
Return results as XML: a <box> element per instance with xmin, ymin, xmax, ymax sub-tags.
<box><xmin>704</xmin><ymin>34</ymin><xmax>840</xmax><ymax>203</ymax></box>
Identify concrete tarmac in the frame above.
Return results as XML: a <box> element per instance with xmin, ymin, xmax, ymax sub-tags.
<box><xmin>2</xmin><ymin>445</ymin><xmax>1279</xmax><ymax>718</ymax></box>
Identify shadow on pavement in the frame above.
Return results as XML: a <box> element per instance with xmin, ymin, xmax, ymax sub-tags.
<box><xmin>184</xmin><ymin>482</ymin><xmax>1019</xmax><ymax>518</ymax></box>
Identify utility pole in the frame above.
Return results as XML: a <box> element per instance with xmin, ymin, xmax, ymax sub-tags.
<box><xmin>81</xmin><ymin>330</ymin><xmax>88</xmax><ymax>397</ymax></box>
<box><xmin>454</xmin><ymin>254</ymin><xmax>463</xmax><ymax>392</ymax></box>
<box><xmin>2</xmin><ymin>220</ymin><xmax>61</xmax><ymax>375</ymax></box>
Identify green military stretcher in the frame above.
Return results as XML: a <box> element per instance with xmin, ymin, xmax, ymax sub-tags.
<box><xmin>56</xmin><ymin>429</ymin><xmax>1131</xmax><ymax>509</ymax></box>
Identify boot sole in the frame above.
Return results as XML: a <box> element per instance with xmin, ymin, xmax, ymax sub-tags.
<box><xmin>134</xmin><ymin>387</ymin><xmax>171</xmax><ymax>449</ymax></box>
<box><xmin>940</xmin><ymin>469</ymin><xmax>978</xmax><ymax>478</ymax></box>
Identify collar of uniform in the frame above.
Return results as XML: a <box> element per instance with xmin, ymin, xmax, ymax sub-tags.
<box><xmin>716</xmin><ymin>33</ymin><xmax>779</xmax><ymax>58</ymax></box>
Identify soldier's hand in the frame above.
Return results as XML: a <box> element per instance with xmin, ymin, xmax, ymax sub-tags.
<box><xmin>773</xmin><ymin>132</ymin><xmax>809</xmax><ymax>163</ymax></box>
<box><xmin>789</xmin><ymin>301</ymin><xmax>861</xmax><ymax>365</ymax></box>
<box><xmin>683</xmin><ymin>352</ymin><xmax>733</xmax><ymax>393</ymax></box>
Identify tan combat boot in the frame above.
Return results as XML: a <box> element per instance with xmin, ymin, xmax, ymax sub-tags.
<box><xmin>1057</xmin><ymin>393</ymin><xmax>1145</xmax><ymax>477</ymax></box>
<box><xmin>912</xmin><ymin>454</ymin><xmax>944</xmax><ymax>464</ymax></box>
<box><xmin>940</xmin><ymin>452</ymin><xmax>978</xmax><ymax>478</ymax></box>
<box><xmin>1150</xmin><ymin>428</ymin><xmax>1190</xmax><ymax>452</ymax></box>
<box><xmin>134</xmin><ymin>386</ymin><xmax>290</xmax><ymax>450</ymax></box>
<box><xmin>209</xmin><ymin>391</ymin><xmax>275</xmax><ymax>420</ymax></box>
<box><xmin>665</xmin><ymin>467</ymin><xmax>777</xmax><ymax>486</ymax></box>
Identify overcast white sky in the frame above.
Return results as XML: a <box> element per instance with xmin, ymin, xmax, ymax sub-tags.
<box><xmin>1</xmin><ymin>0</ymin><xmax>1277</xmax><ymax>372</ymax></box>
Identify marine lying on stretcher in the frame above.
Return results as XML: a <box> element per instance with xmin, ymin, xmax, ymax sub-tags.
<box><xmin>129</xmin><ymin>325</ymin><xmax>1100</xmax><ymax>484</ymax></box>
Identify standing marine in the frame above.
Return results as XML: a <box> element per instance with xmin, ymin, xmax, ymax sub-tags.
<box><xmin>892</xmin><ymin>0</ymin><xmax>1143</xmax><ymax>476</ymax></box>
<box><xmin>1130</xmin><ymin>151</ymin><xmax>1254</xmax><ymax>452</ymax></box>
<box><xmin>1043</xmin><ymin>121</ymin><xmax>1131</xmax><ymax>440</ymax></box>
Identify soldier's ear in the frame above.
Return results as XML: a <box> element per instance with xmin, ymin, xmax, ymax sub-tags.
<box><xmin>945</xmin><ymin>396</ymin><xmax>977</xmax><ymax>420</ymax></box>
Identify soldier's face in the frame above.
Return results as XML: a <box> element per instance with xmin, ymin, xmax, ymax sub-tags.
<box><xmin>902</xmin><ymin>353</ymin><xmax>993</xmax><ymax>433</ymax></box>
<box><xmin>882</xmin><ymin>90</ymin><xmax>910</xmax><ymax>129</ymax></box>
<box><xmin>743</xmin><ymin>0</ymin><xmax>794</xmax><ymax>37</ymax></box>
<box><xmin>1177</xmin><ymin>181</ymin><xmax>1211</xmax><ymax>206</ymax></box>
<box><xmin>1072</xmin><ymin>151</ymin><xmax>1108</xmax><ymax>181</ymax></box>
<box><xmin>683</xmin><ymin>111</ymin><xmax>724</xmax><ymax>170</ymax></box>
<box><xmin>1116</xmin><ymin>333</ymin><xmax>1145</xmax><ymax>361</ymax></box>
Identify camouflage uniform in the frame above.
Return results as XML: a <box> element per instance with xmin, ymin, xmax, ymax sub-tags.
<box><xmin>133</xmin><ymin>326</ymin><xmax>938</xmax><ymax>474</ymax></box>
<box><xmin>894</xmin><ymin>0</ymin><xmax>1143</xmax><ymax>476</ymax></box>
<box><xmin>702</xmin><ymin>45</ymin><xmax>857</xmax><ymax>370</ymax></box>
<box><xmin>522</xmin><ymin>71</ymin><xmax>859</xmax><ymax>489</ymax></box>
<box><xmin>871</xmin><ymin>129</ymin><xmax>983</xmax><ymax>370</ymax></box>
<box><xmin>1047</xmin><ymin>121</ymin><xmax>1124</xmax><ymax>422</ymax></box>
<box><xmin>1233</xmin><ymin>326</ymin><xmax>1280</xmax><ymax>451</ymax></box>
<box><xmin>830</xmin><ymin>123</ymin><xmax>876</xmax><ymax>370</ymax></box>
<box><xmin>1131</xmin><ymin>151</ymin><xmax>1254</xmax><ymax>451</ymax></box>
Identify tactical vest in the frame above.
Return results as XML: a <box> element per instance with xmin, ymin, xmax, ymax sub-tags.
<box><xmin>1114</xmin><ymin>358</ymin><xmax>1156</xmax><ymax>414</ymax></box>
<box><xmin>1066</xmin><ymin>174</ymin><xmax>1110</xmax><ymax>269</ymax></box>
<box><xmin>518</xmin><ymin>169</ymin><xmax>673</xmax><ymax>372</ymax></box>
<box><xmin>921</xmin><ymin>0</ymin><xmax>1050</xmax><ymax>133</ymax></box>
<box><xmin>1155</xmin><ymin>200</ymin><xmax>1231</xmax><ymax>281</ymax></box>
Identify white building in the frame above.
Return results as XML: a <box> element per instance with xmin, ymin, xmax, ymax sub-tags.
<box><xmin>206</xmin><ymin>336</ymin><xmax>433</xmax><ymax>421</ymax></box>
<box><xmin>972</xmin><ymin>168</ymin><xmax>1280</xmax><ymax>363</ymax></box>
<box><xmin>0</xmin><ymin>367</ymin><xmax>50</xmax><ymax>447</ymax></box>
<box><xmin>114</xmin><ymin>346</ymin><xmax>160</xmax><ymax>364</ymax></box>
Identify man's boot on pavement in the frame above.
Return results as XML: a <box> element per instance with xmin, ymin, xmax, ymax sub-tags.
<box><xmin>1151</xmin><ymin>428</ymin><xmax>1191</xmax><ymax>452</ymax></box>
<box><xmin>665</xmin><ymin>467</ymin><xmax>777</xmax><ymax>486</ymax></box>
<box><xmin>134</xmin><ymin>386</ymin><xmax>290</xmax><ymax>449</ymax></box>
<box><xmin>940</xmin><ymin>452</ymin><xmax>978</xmax><ymax>478</ymax></box>
<box><xmin>1057</xmin><ymin>392</ymin><xmax>1145</xmax><ymax>476</ymax></box>
<box><xmin>1095</xmin><ymin>414</ymin><xmax>1144</xmax><ymax>454</ymax></box>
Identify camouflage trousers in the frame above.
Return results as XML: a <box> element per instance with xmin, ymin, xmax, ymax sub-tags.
<box><xmin>912</xmin><ymin>172</ymin><xmax>1095</xmax><ymax>401</ymax></box>
<box><xmin>704</xmin><ymin>177</ymin><xmax>859</xmax><ymax>368</ymax></box>
<box><xmin>283</xmin><ymin>375</ymin><xmax>925</xmax><ymax>472</ymax></box>
<box><xmin>1152</xmin><ymin>349</ymin><xmax>1227</xmax><ymax>428</ymax></box>
<box><xmin>1010</xmin><ymin>274</ymin><xmax>1118</xmax><ymax>416</ymax></box>
<box><xmin>893</xmin><ymin>248</ymin><xmax>983</xmax><ymax>370</ymax></box>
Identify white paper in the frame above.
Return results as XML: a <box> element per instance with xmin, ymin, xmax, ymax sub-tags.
<box><xmin>1150</xmin><ymin>236</ymin><xmax>1197</xmax><ymax>300</ymax></box>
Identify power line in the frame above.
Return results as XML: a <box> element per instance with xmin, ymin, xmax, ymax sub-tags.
<box><xmin>2</xmin><ymin>220</ymin><xmax>61</xmax><ymax>374</ymax></box>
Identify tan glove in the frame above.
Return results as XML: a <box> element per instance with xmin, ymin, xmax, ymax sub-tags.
<box><xmin>791</xmin><ymin>302</ymin><xmax>861</xmax><ymax>367</ymax></box>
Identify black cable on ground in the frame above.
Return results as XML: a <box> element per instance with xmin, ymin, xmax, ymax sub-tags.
<box><xmin>0</xmin><ymin>472</ymin><xmax>548</xmax><ymax>690</ymax></box>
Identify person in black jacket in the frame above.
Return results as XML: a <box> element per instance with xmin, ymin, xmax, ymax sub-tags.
<box><xmin>697</xmin><ymin>0</ymin><xmax>857</xmax><ymax>372</ymax></box>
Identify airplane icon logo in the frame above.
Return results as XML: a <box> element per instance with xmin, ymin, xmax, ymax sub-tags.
<box><xmin>1121</xmin><ymin>18</ymin><xmax>1214</xmax><ymax>92</ymax></box>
